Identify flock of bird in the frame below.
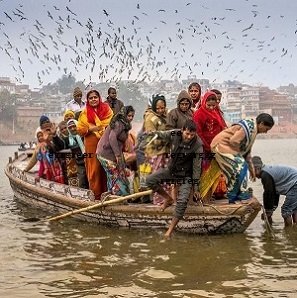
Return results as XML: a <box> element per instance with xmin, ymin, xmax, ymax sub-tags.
<box><xmin>0</xmin><ymin>0</ymin><xmax>296</xmax><ymax>87</ymax></box>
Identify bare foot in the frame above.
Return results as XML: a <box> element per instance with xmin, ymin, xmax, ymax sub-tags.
<box><xmin>164</xmin><ymin>231</ymin><xmax>172</xmax><ymax>239</ymax></box>
<box><xmin>160</xmin><ymin>198</ymin><xmax>173</xmax><ymax>212</ymax></box>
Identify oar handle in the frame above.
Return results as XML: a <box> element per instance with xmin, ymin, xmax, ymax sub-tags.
<box><xmin>48</xmin><ymin>189</ymin><xmax>152</xmax><ymax>222</ymax></box>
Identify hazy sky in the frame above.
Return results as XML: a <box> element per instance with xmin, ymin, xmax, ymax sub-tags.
<box><xmin>1</xmin><ymin>0</ymin><xmax>297</xmax><ymax>89</ymax></box>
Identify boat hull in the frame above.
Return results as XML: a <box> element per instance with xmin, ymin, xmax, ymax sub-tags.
<box><xmin>5</xmin><ymin>152</ymin><xmax>261</xmax><ymax>235</ymax></box>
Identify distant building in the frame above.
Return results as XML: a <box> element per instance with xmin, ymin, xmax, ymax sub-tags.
<box><xmin>259</xmin><ymin>87</ymin><xmax>292</xmax><ymax>125</ymax></box>
<box><xmin>241</xmin><ymin>86</ymin><xmax>260</xmax><ymax>118</ymax></box>
<box><xmin>224</xmin><ymin>87</ymin><xmax>242</xmax><ymax>123</ymax></box>
<box><xmin>0</xmin><ymin>77</ymin><xmax>16</xmax><ymax>94</ymax></box>
<box><xmin>16</xmin><ymin>106</ymin><xmax>45</xmax><ymax>128</ymax></box>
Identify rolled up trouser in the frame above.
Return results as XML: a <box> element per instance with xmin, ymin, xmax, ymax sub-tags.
<box><xmin>281</xmin><ymin>183</ymin><xmax>297</xmax><ymax>218</ymax></box>
<box><xmin>174</xmin><ymin>176</ymin><xmax>192</xmax><ymax>219</ymax></box>
<box><xmin>145</xmin><ymin>168</ymin><xmax>172</xmax><ymax>192</ymax></box>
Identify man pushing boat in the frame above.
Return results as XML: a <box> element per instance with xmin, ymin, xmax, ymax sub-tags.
<box><xmin>252</xmin><ymin>156</ymin><xmax>297</xmax><ymax>227</ymax></box>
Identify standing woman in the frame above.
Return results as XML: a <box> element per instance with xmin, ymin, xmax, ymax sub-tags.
<box><xmin>193</xmin><ymin>91</ymin><xmax>227</xmax><ymax>200</ymax></box>
<box><xmin>96</xmin><ymin>106</ymin><xmax>135</xmax><ymax>196</ymax></box>
<box><xmin>143</xmin><ymin>94</ymin><xmax>170</xmax><ymax>204</ymax></box>
<box><xmin>77</xmin><ymin>89</ymin><xmax>113</xmax><ymax>200</ymax></box>
<box><xmin>193</xmin><ymin>91</ymin><xmax>227</xmax><ymax>168</ymax></box>
<box><xmin>166</xmin><ymin>90</ymin><xmax>193</xmax><ymax>130</ymax></box>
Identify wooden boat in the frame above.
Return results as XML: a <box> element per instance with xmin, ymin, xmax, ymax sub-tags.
<box><xmin>5</xmin><ymin>151</ymin><xmax>262</xmax><ymax>235</ymax></box>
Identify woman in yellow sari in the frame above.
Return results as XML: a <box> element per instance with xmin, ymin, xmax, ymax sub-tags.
<box><xmin>77</xmin><ymin>89</ymin><xmax>113</xmax><ymax>200</ymax></box>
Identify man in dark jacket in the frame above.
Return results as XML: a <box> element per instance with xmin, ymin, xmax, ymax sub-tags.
<box><xmin>145</xmin><ymin>119</ymin><xmax>203</xmax><ymax>238</ymax></box>
<box><xmin>252</xmin><ymin>156</ymin><xmax>297</xmax><ymax>226</ymax></box>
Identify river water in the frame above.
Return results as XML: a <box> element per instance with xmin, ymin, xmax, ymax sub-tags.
<box><xmin>1</xmin><ymin>140</ymin><xmax>296</xmax><ymax>297</ymax></box>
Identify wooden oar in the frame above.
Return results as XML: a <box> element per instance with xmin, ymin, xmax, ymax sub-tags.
<box><xmin>47</xmin><ymin>189</ymin><xmax>152</xmax><ymax>222</ymax></box>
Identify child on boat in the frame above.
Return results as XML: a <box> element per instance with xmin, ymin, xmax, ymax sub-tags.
<box><xmin>23</xmin><ymin>127</ymin><xmax>64</xmax><ymax>184</ymax></box>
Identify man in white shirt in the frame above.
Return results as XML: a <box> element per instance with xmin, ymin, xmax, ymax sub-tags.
<box><xmin>65</xmin><ymin>87</ymin><xmax>86</xmax><ymax>114</ymax></box>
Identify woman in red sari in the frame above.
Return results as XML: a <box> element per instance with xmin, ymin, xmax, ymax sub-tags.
<box><xmin>193</xmin><ymin>91</ymin><xmax>227</xmax><ymax>199</ymax></box>
<box><xmin>77</xmin><ymin>90</ymin><xmax>113</xmax><ymax>200</ymax></box>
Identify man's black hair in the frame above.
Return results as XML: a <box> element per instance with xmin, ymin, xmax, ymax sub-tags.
<box><xmin>182</xmin><ymin>119</ymin><xmax>197</xmax><ymax>132</ymax></box>
<box><xmin>256</xmin><ymin>113</ymin><xmax>274</xmax><ymax>127</ymax></box>
<box><xmin>108</xmin><ymin>87</ymin><xmax>116</xmax><ymax>94</ymax></box>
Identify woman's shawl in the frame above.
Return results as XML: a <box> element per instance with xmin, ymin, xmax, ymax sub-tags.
<box><xmin>67</xmin><ymin>119</ymin><xmax>85</xmax><ymax>154</ymax></box>
<box><xmin>77</xmin><ymin>107</ymin><xmax>113</xmax><ymax>139</ymax></box>
<box><xmin>237</xmin><ymin>118</ymin><xmax>257</xmax><ymax>156</ymax></box>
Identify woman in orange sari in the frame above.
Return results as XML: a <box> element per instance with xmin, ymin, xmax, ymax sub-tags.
<box><xmin>77</xmin><ymin>89</ymin><xmax>113</xmax><ymax>200</ymax></box>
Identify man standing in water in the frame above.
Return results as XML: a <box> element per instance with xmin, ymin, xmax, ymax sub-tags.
<box><xmin>145</xmin><ymin>119</ymin><xmax>203</xmax><ymax>238</ymax></box>
<box><xmin>252</xmin><ymin>156</ymin><xmax>297</xmax><ymax>226</ymax></box>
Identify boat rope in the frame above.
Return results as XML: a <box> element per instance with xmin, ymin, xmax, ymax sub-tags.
<box><xmin>201</xmin><ymin>202</ymin><xmax>246</xmax><ymax>216</ymax></box>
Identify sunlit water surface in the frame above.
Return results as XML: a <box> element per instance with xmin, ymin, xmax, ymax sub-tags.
<box><xmin>1</xmin><ymin>140</ymin><xmax>296</xmax><ymax>297</ymax></box>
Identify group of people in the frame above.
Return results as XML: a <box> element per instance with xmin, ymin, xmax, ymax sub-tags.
<box><xmin>23</xmin><ymin>83</ymin><xmax>297</xmax><ymax>237</ymax></box>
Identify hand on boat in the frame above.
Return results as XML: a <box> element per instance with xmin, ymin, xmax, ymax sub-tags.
<box><xmin>193</xmin><ymin>191</ymin><xmax>201</xmax><ymax>201</ymax></box>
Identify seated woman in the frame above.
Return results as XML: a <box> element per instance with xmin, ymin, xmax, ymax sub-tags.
<box><xmin>56</xmin><ymin>120</ymin><xmax>77</xmax><ymax>186</ymax></box>
<box><xmin>66</xmin><ymin>119</ymin><xmax>89</xmax><ymax>189</ymax></box>
<box><xmin>53</xmin><ymin>120</ymin><xmax>89</xmax><ymax>189</ymax></box>
<box><xmin>24</xmin><ymin>127</ymin><xmax>64</xmax><ymax>184</ymax></box>
<box><xmin>64</xmin><ymin>110</ymin><xmax>75</xmax><ymax>122</ymax></box>
<box><xmin>96</xmin><ymin>106</ymin><xmax>135</xmax><ymax>196</ymax></box>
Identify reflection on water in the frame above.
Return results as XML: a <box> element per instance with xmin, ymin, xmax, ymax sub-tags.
<box><xmin>1</xmin><ymin>141</ymin><xmax>297</xmax><ymax>297</ymax></box>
